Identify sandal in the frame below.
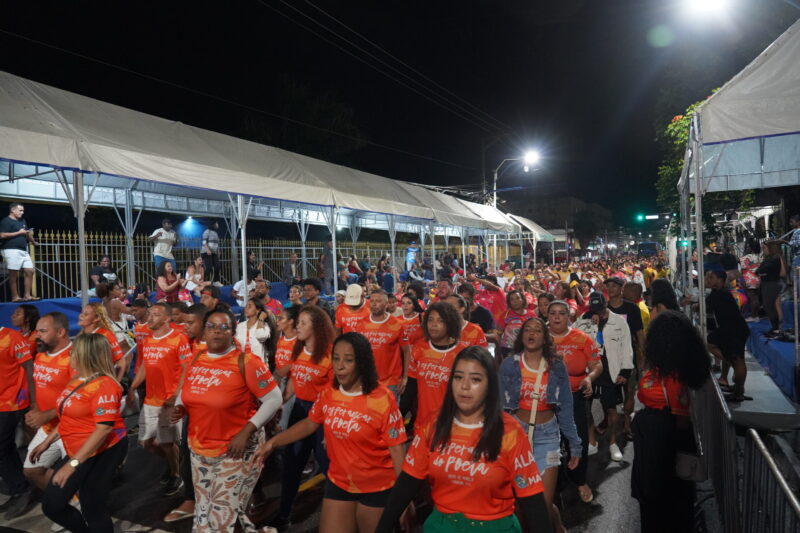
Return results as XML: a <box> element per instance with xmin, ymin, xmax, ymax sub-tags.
<box><xmin>11</xmin><ymin>297</ymin><xmax>23</xmax><ymax>303</ymax></box>
<box><xmin>578</xmin><ymin>485</ymin><xmax>594</xmax><ymax>503</ymax></box>
<box><xmin>164</xmin><ymin>508</ymin><xmax>194</xmax><ymax>523</ymax></box>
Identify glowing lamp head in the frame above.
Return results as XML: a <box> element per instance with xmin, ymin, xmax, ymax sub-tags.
<box><xmin>685</xmin><ymin>0</ymin><xmax>727</xmax><ymax>15</ymax></box>
<box><xmin>523</xmin><ymin>150</ymin><xmax>540</xmax><ymax>166</ymax></box>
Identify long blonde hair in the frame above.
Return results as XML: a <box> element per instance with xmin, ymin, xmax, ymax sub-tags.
<box><xmin>83</xmin><ymin>302</ymin><xmax>113</xmax><ymax>332</ymax></box>
<box><xmin>72</xmin><ymin>333</ymin><xmax>119</xmax><ymax>383</ymax></box>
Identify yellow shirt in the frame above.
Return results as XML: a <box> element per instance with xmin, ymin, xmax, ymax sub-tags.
<box><xmin>644</xmin><ymin>268</ymin><xmax>657</xmax><ymax>288</ymax></box>
<box><xmin>637</xmin><ymin>300</ymin><xmax>651</xmax><ymax>332</ymax></box>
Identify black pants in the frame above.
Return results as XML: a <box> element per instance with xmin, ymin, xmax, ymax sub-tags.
<box><xmin>42</xmin><ymin>439</ymin><xmax>128</xmax><ymax>533</ymax></box>
<box><xmin>564</xmin><ymin>391</ymin><xmax>590</xmax><ymax>486</ymax></box>
<box><xmin>278</xmin><ymin>399</ymin><xmax>329</xmax><ymax>518</ymax></box>
<box><xmin>201</xmin><ymin>252</ymin><xmax>220</xmax><ymax>283</ymax></box>
<box><xmin>0</xmin><ymin>410</ymin><xmax>28</xmax><ymax>495</ymax></box>
<box><xmin>179</xmin><ymin>415</ymin><xmax>195</xmax><ymax>501</ymax></box>
<box><xmin>760</xmin><ymin>280</ymin><xmax>783</xmax><ymax>330</ymax></box>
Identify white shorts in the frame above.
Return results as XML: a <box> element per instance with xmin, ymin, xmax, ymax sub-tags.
<box><xmin>23</xmin><ymin>427</ymin><xmax>66</xmax><ymax>469</ymax></box>
<box><xmin>2</xmin><ymin>248</ymin><xmax>33</xmax><ymax>270</ymax></box>
<box><xmin>138</xmin><ymin>404</ymin><xmax>181</xmax><ymax>444</ymax></box>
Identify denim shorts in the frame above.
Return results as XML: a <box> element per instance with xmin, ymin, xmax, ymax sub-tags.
<box><xmin>515</xmin><ymin>415</ymin><xmax>562</xmax><ymax>471</ymax></box>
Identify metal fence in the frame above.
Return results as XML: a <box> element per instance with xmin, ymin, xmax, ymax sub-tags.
<box><xmin>3</xmin><ymin>230</ymin><xmax>497</xmax><ymax>299</ymax></box>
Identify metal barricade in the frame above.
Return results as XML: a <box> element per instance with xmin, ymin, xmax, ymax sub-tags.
<box><xmin>742</xmin><ymin>428</ymin><xmax>800</xmax><ymax>532</ymax></box>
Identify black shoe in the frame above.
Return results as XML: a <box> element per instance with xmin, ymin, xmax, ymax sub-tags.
<box><xmin>164</xmin><ymin>476</ymin><xmax>184</xmax><ymax>496</ymax></box>
<box><xmin>4</xmin><ymin>490</ymin><xmax>35</xmax><ymax>520</ymax></box>
<box><xmin>266</xmin><ymin>514</ymin><xmax>291</xmax><ymax>533</ymax></box>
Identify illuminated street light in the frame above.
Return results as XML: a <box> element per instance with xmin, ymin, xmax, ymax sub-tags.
<box><xmin>685</xmin><ymin>0</ymin><xmax>727</xmax><ymax>15</ymax></box>
<box><xmin>492</xmin><ymin>150</ymin><xmax>541</xmax><ymax>207</ymax></box>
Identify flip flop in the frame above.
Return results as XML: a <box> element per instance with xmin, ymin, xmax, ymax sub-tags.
<box><xmin>163</xmin><ymin>508</ymin><xmax>194</xmax><ymax>523</ymax></box>
<box><xmin>11</xmin><ymin>297</ymin><xmax>23</xmax><ymax>303</ymax></box>
<box><xmin>578</xmin><ymin>486</ymin><xmax>594</xmax><ymax>503</ymax></box>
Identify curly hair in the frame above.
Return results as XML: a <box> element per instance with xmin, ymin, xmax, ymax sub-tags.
<box><xmin>512</xmin><ymin>317</ymin><xmax>561</xmax><ymax>367</ymax></box>
<box><xmin>505</xmin><ymin>289</ymin><xmax>526</xmax><ymax>310</ymax></box>
<box><xmin>431</xmin><ymin>346</ymin><xmax>503</xmax><ymax>462</ymax></box>
<box><xmin>650</xmin><ymin>278</ymin><xmax>680</xmax><ymax>311</ymax></box>
<box><xmin>645</xmin><ymin>310</ymin><xmax>709</xmax><ymax>390</ymax></box>
<box><xmin>421</xmin><ymin>302</ymin><xmax>462</xmax><ymax>343</ymax></box>
<box><xmin>82</xmin><ymin>302</ymin><xmax>113</xmax><ymax>332</ymax></box>
<box><xmin>332</xmin><ymin>332</ymin><xmax>379</xmax><ymax>395</ymax></box>
<box><xmin>292</xmin><ymin>305</ymin><xmax>335</xmax><ymax>364</ymax></box>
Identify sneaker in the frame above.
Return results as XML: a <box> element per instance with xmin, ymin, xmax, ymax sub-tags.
<box><xmin>609</xmin><ymin>443</ymin><xmax>623</xmax><ymax>462</ymax></box>
<box><xmin>164</xmin><ymin>476</ymin><xmax>184</xmax><ymax>496</ymax></box>
<box><xmin>50</xmin><ymin>521</ymin><xmax>65</xmax><ymax>532</ymax></box>
<box><xmin>266</xmin><ymin>515</ymin><xmax>291</xmax><ymax>533</ymax></box>
<box><xmin>587</xmin><ymin>442</ymin><xmax>598</xmax><ymax>456</ymax></box>
<box><xmin>745</xmin><ymin>317</ymin><xmax>759</xmax><ymax>322</ymax></box>
<box><xmin>4</xmin><ymin>490</ymin><xmax>34</xmax><ymax>520</ymax></box>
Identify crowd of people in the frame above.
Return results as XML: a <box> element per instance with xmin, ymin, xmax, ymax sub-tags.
<box><xmin>3</xmin><ymin>201</ymin><xmax>797</xmax><ymax>532</ymax></box>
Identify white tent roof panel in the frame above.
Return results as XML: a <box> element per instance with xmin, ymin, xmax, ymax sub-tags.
<box><xmin>508</xmin><ymin>214</ymin><xmax>555</xmax><ymax>242</ymax></box>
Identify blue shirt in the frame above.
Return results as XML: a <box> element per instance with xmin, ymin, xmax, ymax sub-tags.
<box><xmin>405</xmin><ymin>246</ymin><xmax>420</xmax><ymax>263</ymax></box>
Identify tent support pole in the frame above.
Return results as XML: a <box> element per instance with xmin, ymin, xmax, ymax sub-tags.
<box><xmin>552</xmin><ymin>246</ymin><xmax>555</xmax><ymax>265</ymax></box>
<box><xmin>123</xmin><ymin>188</ymin><xmax>137</xmax><ymax>289</ymax></box>
<box><xmin>430</xmin><ymin>222</ymin><xmax>437</xmax><ymax>282</ymax></box>
<box><xmin>493</xmin><ymin>235</ymin><xmax>497</xmax><ymax>272</ymax></box>
<box><xmin>296</xmin><ymin>211</ymin><xmax>309</xmax><ymax>279</ymax></box>
<box><xmin>74</xmin><ymin>171</ymin><xmax>89</xmax><ymax>306</ymax></box>
<box><xmin>238</xmin><ymin>195</ymin><xmax>250</xmax><ymax>309</ymax></box>
<box><xmin>518</xmin><ymin>231</ymin><xmax>524</xmax><ymax>268</ymax></box>
<box><xmin>331</xmin><ymin>206</ymin><xmax>338</xmax><ymax>295</ymax></box>
<box><xmin>484</xmin><ymin>233</ymin><xmax>490</xmax><ymax>272</ymax></box>
<box><xmin>387</xmin><ymin>215</ymin><xmax>397</xmax><ymax>289</ymax></box>
<box><xmin>505</xmin><ymin>233</ymin><xmax>510</xmax><ymax>267</ymax></box>
<box><xmin>692</xmin><ymin>119</ymin><xmax>707</xmax><ymax>339</ymax></box>
<box><xmin>461</xmin><ymin>228</ymin><xmax>467</xmax><ymax>277</ymax></box>
<box><xmin>532</xmin><ymin>236</ymin><xmax>537</xmax><ymax>265</ymax></box>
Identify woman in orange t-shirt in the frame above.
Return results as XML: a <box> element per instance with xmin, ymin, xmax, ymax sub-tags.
<box><xmin>267</xmin><ymin>305</ymin><xmax>335</xmax><ymax>531</ymax></box>
<box><xmin>255</xmin><ymin>332</ymin><xmax>407</xmax><ymax>533</ymax></box>
<box><xmin>632</xmin><ymin>310</ymin><xmax>709</xmax><ymax>533</ymax></box>
<box><xmin>376</xmin><ymin>346</ymin><xmax>552</xmax><ymax>533</ymax></box>
<box><xmin>32</xmin><ymin>333</ymin><xmax>127</xmax><ymax>533</ymax></box>
<box><xmin>77</xmin><ymin>303</ymin><xmax>128</xmax><ymax>381</ymax></box>
<box><xmin>10</xmin><ymin>303</ymin><xmax>39</xmax><ymax>359</ymax></box>
<box><xmin>172</xmin><ymin>308</ymin><xmax>281</xmax><ymax>533</ymax></box>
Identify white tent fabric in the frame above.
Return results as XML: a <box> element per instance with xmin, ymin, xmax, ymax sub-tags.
<box><xmin>0</xmin><ymin>70</ymin><xmax>520</xmax><ymax>233</ymax></box>
<box><xmin>683</xmin><ymin>18</ymin><xmax>800</xmax><ymax>193</ymax></box>
<box><xmin>508</xmin><ymin>214</ymin><xmax>555</xmax><ymax>242</ymax></box>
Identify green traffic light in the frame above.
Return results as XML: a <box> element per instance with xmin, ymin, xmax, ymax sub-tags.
<box><xmin>636</xmin><ymin>214</ymin><xmax>644</xmax><ymax>222</ymax></box>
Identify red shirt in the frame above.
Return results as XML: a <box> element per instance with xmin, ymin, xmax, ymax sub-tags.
<box><xmin>408</xmin><ymin>339</ymin><xmax>468</xmax><ymax>428</ymax></box>
<box><xmin>638</xmin><ymin>369</ymin><xmax>690</xmax><ymax>417</ymax></box>
<box><xmin>552</xmin><ymin>328</ymin><xmax>600</xmax><ymax>392</ymax></box>
<box><xmin>0</xmin><ymin>327</ymin><xmax>31</xmax><ymax>412</ymax></box>
<box><xmin>140</xmin><ymin>329</ymin><xmax>192</xmax><ymax>407</ymax></box>
<box><xmin>335</xmin><ymin>304</ymin><xmax>370</xmax><ymax>333</ymax></box>
<box><xmin>308</xmin><ymin>385</ymin><xmax>406</xmax><ymax>493</ymax></box>
<box><xmin>460</xmin><ymin>321</ymin><xmax>488</xmax><ymax>348</ymax></box>
<box><xmin>399</xmin><ymin>314</ymin><xmax>423</xmax><ymax>347</ymax></box>
<box><xmin>56</xmin><ymin>375</ymin><xmax>127</xmax><ymax>457</ymax></box>
<box><xmin>500</xmin><ymin>309</ymin><xmax>536</xmax><ymax>348</ymax></box>
<box><xmin>264</xmin><ymin>297</ymin><xmax>283</xmax><ymax>317</ymax></box>
<box><xmin>182</xmin><ymin>347</ymin><xmax>278</xmax><ymax>457</ymax></box>
<box><xmin>275</xmin><ymin>334</ymin><xmax>297</xmax><ymax>372</ymax></box>
<box><xmin>404</xmin><ymin>414</ymin><xmax>544</xmax><ymax>520</ymax></box>
<box><xmin>33</xmin><ymin>343</ymin><xmax>74</xmax><ymax>433</ymax></box>
<box><xmin>291</xmin><ymin>346</ymin><xmax>333</xmax><ymax>402</ymax></box>
<box><xmin>133</xmin><ymin>322</ymin><xmax>151</xmax><ymax>373</ymax></box>
<box><xmin>477</xmin><ymin>289</ymin><xmax>507</xmax><ymax>329</ymax></box>
<box><xmin>356</xmin><ymin>314</ymin><xmax>405</xmax><ymax>386</ymax></box>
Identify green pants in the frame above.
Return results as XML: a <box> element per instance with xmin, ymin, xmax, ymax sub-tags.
<box><xmin>424</xmin><ymin>508</ymin><xmax>521</xmax><ymax>532</ymax></box>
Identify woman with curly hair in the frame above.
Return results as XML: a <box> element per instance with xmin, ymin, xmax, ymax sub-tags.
<box><xmin>268</xmin><ymin>305</ymin><xmax>335</xmax><ymax>531</ymax></box>
<box><xmin>632</xmin><ymin>310</ymin><xmax>709</xmax><ymax>532</ymax></box>
<box><xmin>500</xmin><ymin>317</ymin><xmax>580</xmax><ymax>533</ymax></box>
<box><xmin>77</xmin><ymin>303</ymin><xmax>127</xmax><ymax>380</ymax></box>
<box><xmin>10</xmin><ymin>303</ymin><xmax>39</xmax><ymax>358</ymax></box>
<box><xmin>255</xmin><ymin>332</ymin><xmax>407</xmax><ymax>533</ymax></box>
<box><xmin>377</xmin><ymin>347</ymin><xmax>552</xmax><ymax>533</ymax></box>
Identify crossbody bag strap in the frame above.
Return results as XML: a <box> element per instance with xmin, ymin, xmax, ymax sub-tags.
<box><xmin>527</xmin><ymin>357</ymin><xmax>547</xmax><ymax>443</ymax></box>
<box><xmin>58</xmin><ymin>374</ymin><xmax>100</xmax><ymax>417</ymax></box>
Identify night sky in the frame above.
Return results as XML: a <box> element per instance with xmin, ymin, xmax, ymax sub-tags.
<box><xmin>2</xmin><ymin>1</ymin><xmax>798</xmax><ymax>226</ymax></box>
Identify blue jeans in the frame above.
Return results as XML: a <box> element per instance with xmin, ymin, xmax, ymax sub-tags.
<box><xmin>154</xmin><ymin>256</ymin><xmax>176</xmax><ymax>272</ymax></box>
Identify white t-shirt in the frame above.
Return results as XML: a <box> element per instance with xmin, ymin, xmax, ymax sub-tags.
<box><xmin>233</xmin><ymin>279</ymin><xmax>257</xmax><ymax>307</ymax></box>
<box><xmin>150</xmin><ymin>228</ymin><xmax>177</xmax><ymax>259</ymax></box>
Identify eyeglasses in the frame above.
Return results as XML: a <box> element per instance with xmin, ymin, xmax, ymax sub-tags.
<box><xmin>205</xmin><ymin>323</ymin><xmax>232</xmax><ymax>331</ymax></box>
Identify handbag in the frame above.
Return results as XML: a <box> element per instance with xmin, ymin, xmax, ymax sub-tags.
<box><xmin>526</xmin><ymin>357</ymin><xmax>548</xmax><ymax>442</ymax></box>
<box><xmin>662</xmin><ymin>382</ymin><xmax>707</xmax><ymax>482</ymax></box>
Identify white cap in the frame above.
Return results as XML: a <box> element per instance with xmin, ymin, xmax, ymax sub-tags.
<box><xmin>344</xmin><ymin>284</ymin><xmax>364</xmax><ymax>305</ymax></box>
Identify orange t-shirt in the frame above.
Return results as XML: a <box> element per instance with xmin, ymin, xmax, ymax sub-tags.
<box><xmin>92</xmin><ymin>328</ymin><xmax>125</xmax><ymax>364</ymax></box>
<box><xmin>519</xmin><ymin>357</ymin><xmax>552</xmax><ymax>411</ymax></box>
<box><xmin>17</xmin><ymin>329</ymin><xmax>37</xmax><ymax>360</ymax></box>
<box><xmin>191</xmin><ymin>339</ymin><xmax>207</xmax><ymax>358</ymax></box>
<box><xmin>0</xmin><ymin>327</ymin><xmax>32</xmax><ymax>412</ymax></box>
<box><xmin>356</xmin><ymin>314</ymin><xmax>405</xmax><ymax>386</ymax></box>
<box><xmin>33</xmin><ymin>343</ymin><xmax>74</xmax><ymax>433</ymax></box>
<box><xmin>140</xmin><ymin>329</ymin><xmax>192</xmax><ymax>407</ymax></box>
<box><xmin>335</xmin><ymin>304</ymin><xmax>370</xmax><ymax>333</ymax></box>
<box><xmin>403</xmin><ymin>414</ymin><xmax>544</xmax><ymax>520</ymax></box>
<box><xmin>399</xmin><ymin>314</ymin><xmax>423</xmax><ymax>347</ymax></box>
<box><xmin>308</xmin><ymin>384</ymin><xmax>406</xmax><ymax>493</ymax></box>
<box><xmin>56</xmin><ymin>375</ymin><xmax>127</xmax><ymax>457</ymax></box>
<box><xmin>133</xmin><ymin>321</ymin><xmax>151</xmax><ymax>373</ymax></box>
<box><xmin>291</xmin><ymin>346</ymin><xmax>333</xmax><ymax>402</ymax></box>
<box><xmin>552</xmin><ymin>328</ymin><xmax>600</xmax><ymax>392</ymax></box>
<box><xmin>638</xmin><ymin>369</ymin><xmax>690</xmax><ymax>417</ymax></box>
<box><xmin>461</xmin><ymin>321</ymin><xmax>489</xmax><ymax>348</ymax></box>
<box><xmin>275</xmin><ymin>335</ymin><xmax>297</xmax><ymax>372</ymax></box>
<box><xmin>408</xmin><ymin>339</ymin><xmax>468</xmax><ymax>428</ymax></box>
<box><xmin>182</xmin><ymin>348</ymin><xmax>278</xmax><ymax>457</ymax></box>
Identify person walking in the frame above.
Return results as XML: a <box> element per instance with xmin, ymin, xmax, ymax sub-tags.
<box><xmin>34</xmin><ymin>333</ymin><xmax>128</xmax><ymax>533</ymax></box>
<box><xmin>0</xmin><ymin>202</ymin><xmax>39</xmax><ymax>302</ymax></box>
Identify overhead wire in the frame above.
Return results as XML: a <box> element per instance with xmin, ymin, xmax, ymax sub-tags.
<box><xmin>258</xmin><ymin>0</ymin><xmax>502</xmax><ymax>134</ymax></box>
<box><xmin>0</xmin><ymin>28</ymin><xmax>478</xmax><ymax>171</ymax></box>
<box><xmin>301</xmin><ymin>0</ymin><xmax>513</xmax><ymax>132</ymax></box>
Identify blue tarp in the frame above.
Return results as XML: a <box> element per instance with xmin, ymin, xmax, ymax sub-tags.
<box><xmin>747</xmin><ymin>319</ymin><xmax>796</xmax><ymax>398</ymax></box>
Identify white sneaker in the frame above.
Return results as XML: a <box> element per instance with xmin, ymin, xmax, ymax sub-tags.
<box><xmin>609</xmin><ymin>443</ymin><xmax>623</xmax><ymax>462</ymax></box>
<box><xmin>50</xmin><ymin>522</ymin><xmax>65</xmax><ymax>532</ymax></box>
<box><xmin>588</xmin><ymin>442</ymin><xmax>598</xmax><ymax>456</ymax></box>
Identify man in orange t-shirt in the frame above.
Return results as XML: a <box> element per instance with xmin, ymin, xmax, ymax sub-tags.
<box><xmin>23</xmin><ymin>312</ymin><xmax>72</xmax><ymax>491</ymax></box>
<box><xmin>0</xmin><ymin>325</ymin><xmax>34</xmax><ymax>517</ymax></box>
<box><xmin>130</xmin><ymin>300</ymin><xmax>151</xmax><ymax>376</ymax></box>
<box><xmin>444</xmin><ymin>294</ymin><xmax>488</xmax><ymax>348</ymax></box>
<box><xmin>356</xmin><ymin>289</ymin><xmax>407</xmax><ymax>396</ymax></box>
<box><xmin>127</xmin><ymin>302</ymin><xmax>191</xmax><ymax>495</ymax></box>
<box><xmin>334</xmin><ymin>284</ymin><xmax>370</xmax><ymax>334</ymax></box>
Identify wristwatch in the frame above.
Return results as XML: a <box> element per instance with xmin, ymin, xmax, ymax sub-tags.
<box><xmin>68</xmin><ymin>458</ymin><xmax>80</xmax><ymax>468</ymax></box>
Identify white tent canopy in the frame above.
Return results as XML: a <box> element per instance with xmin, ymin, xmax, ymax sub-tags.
<box><xmin>508</xmin><ymin>214</ymin><xmax>555</xmax><ymax>242</ymax></box>
<box><xmin>0</xmin><ymin>70</ymin><xmax>520</xmax><ymax>234</ymax></box>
